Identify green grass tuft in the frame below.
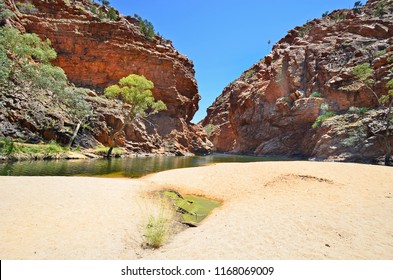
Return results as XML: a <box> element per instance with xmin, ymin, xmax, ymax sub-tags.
<box><xmin>312</xmin><ymin>111</ymin><xmax>336</xmax><ymax>129</ymax></box>
<box><xmin>310</xmin><ymin>91</ymin><xmax>322</xmax><ymax>98</ymax></box>
<box><xmin>93</xmin><ymin>145</ymin><xmax>124</xmax><ymax>156</ymax></box>
<box><xmin>143</xmin><ymin>195</ymin><xmax>177</xmax><ymax>249</ymax></box>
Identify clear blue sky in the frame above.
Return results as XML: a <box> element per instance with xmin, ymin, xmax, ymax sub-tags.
<box><xmin>109</xmin><ymin>0</ymin><xmax>358</xmax><ymax>123</ymax></box>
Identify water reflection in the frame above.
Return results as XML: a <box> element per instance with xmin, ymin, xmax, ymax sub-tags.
<box><xmin>0</xmin><ymin>154</ymin><xmax>287</xmax><ymax>178</ymax></box>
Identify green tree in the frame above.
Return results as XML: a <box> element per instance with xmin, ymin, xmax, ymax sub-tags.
<box><xmin>134</xmin><ymin>14</ymin><xmax>156</xmax><ymax>40</ymax></box>
<box><xmin>0</xmin><ymin>26</ymin><xmax>59</xmax><ymax>86</ymax></box>
<box><xmin>104</xmin><ymin>74</ymin><xmax>166</xmax><ymax>157</ymax></box>
<box><xmin>0</xmin><ymin>26</ymin><xmax>91</xmax><ymax>146</ymax></box>
<box><xmin>0</xmin><ymin>0</ymin><xmax>14</xmax><ymax>22</ymax></box>
<box><xmin>107</xmin><ymin>7</ymin><xmax>117</xmax><ymax>21</ymax></box>
<box><xmin>353</xmin><ymin>1</ymin><xmax>363</xmax><ymax>14</ymax></box>
<box><xmin>98</xmin><ymin>0</ymin><xmax>110</xmax><ymax>6</ymax></box>
<box><xmin>353</xmin><ymin>1</ymin><xmax>363</xmax><ymax>8</ymax></box>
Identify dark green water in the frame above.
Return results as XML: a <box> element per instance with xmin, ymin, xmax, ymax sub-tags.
<box><xmin>0</xmin><ymin>153</ymin><xmax>286</xmax><ymax>178</ymax></box>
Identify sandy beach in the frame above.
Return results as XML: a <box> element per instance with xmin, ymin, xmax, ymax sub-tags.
<box><xmin>1</xmin><ymin>161</ymin><xmax>392</xmax><ymax>259</ymax></box>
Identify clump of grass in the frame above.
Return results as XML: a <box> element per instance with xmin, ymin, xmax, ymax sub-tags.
<box><xmin>298</xmin><ymin>23</ymin><xmax>312</xmax><ymax>37</ymax></box>
<box><xmin>0</xmin><ymin>137</ymin><xmax>16</xmax><ymax>155</ymax></box>
<box><xmin>352</xmin><ymin>62</ymin><xmax>373</xmax><ymax>81</ymax></box>
<box><xmin>312</xmin><ymin>111</ymin><xmax>336</xmax><ymax>129</ymax></box>
<box><xmin>204</xmin><ymin>123</ymin><xmax>217</xmax><ymax>137</ymax></box>
<box><xmin>245</xmin><ymin>69</ymin><xmax>255</xmax><ymax>79</ymax></box>
<box><xmin>143</xmin><ymin>194</ymin><xmax>177</xmax><ymax>249</ymax></box>
<box><xmin>348</xmin><ymin>106</ymin><xmax>369</xmax><ymax>115</ymax></box>
<box><xmin>341</xmin><ymin>128</ymin><xmax>367</xmax><ymax>148</ymax></box>
<box><xmin>0</xmin><ymin>138</ymin><xmax>68</xmax><ymax>156</ymax></box>
<box><xmin>0</xmin><ymin>139</ymin><xmax>75</xmax><ymax>161</ymax></box>
<box><xmin>310</xmin><ymin>91</ymin><xmax>322</xmax><ymax>98</ymax></box>
<box><xmin>16</xmin><ymin>1</ymin><xmax>38</xmax><ymax>14</ymax></box>
<box><xmin>376</xmin><ymin>49</ymin><xmax>386</xmax><ymax>57</ymax></box>
<box><xmin>93</xmin><ymin>144</ymin><xmax>124</xmax><ymax>156</ymax></box>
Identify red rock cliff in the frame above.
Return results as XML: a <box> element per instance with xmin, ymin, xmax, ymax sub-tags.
<box><xmin>203</xmin><ymin>0</ymin><xmax>393</xmax><ymax>162</ymax></box>
<box><xmin>6</xmin><ymin>0</ymin><xmax>212</xmax><ymax>154</ymax></box>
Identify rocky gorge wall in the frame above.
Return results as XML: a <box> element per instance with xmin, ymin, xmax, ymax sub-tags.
<box><xmin>2</xmin><ymin>0</ymin><xmax>212</xmax><ymax>155</ymax></box>
<box><xmin>203</xmin><ymin>0</ymin><xmax>393</xmax><ymax>163</ymax></box>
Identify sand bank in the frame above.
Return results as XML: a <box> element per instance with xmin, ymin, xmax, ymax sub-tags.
<box><xmin>1</xmin><ymin>161</ymin><xmax>392</xmax><ymax>259</ymax></box>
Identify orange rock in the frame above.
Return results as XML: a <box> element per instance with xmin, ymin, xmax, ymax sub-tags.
<box><xmin>202</xmin><ymin>0</ymin><xmax>393</xmax><ymax>162</ymax></box>
<box><xmin>5</xmin><ymin>0</ymin><xmax>212</xmax><ymax>155</ymax></box>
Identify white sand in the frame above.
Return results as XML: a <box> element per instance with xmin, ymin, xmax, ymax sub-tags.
<box><xmin>1</xmin><ymin>161</ymin><xmax>392</xmax><ymax>259</ymax></box>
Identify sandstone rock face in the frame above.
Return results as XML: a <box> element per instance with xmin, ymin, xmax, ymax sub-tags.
<box><xmin>4</xmin><ymin>0</ymin><xmax>212</xmax><ymax>155</ymax></box>
<box><xmin>203</xmin><ymin>0</ymin><xmax>393</xmax><ymax>162</ymax></box>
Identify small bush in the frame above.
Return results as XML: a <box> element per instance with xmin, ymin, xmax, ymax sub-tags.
<box><xmin>0</xmin><ymin>137</ymin><xmax>17</xmax><ymax>155</ymax></box>
<box><xmin>0</xmin><ymin>1</ymin><xmax>15</xmax><ymax>21</ymax></box>
<box><xmin>107</xmin><ymin>7</ymin><xmax>118</xmax><ymax>21</ymax></box>
<box><xmin>342</xmin><ymin>128</ymin><xmax>367</xmax><ymax>148</ymax></box>
<box><xmin>330</xmin><ymin>13</ymin><xmax>346</xmax><ymax>23</ymax></box>
<box><xmin>322</xmin><ymin>11</ymin><xmax>329</xmax><ymax>17</ymax></box>
<box><xmin>0</xmin><ymin>48</ymin><xmax>11</xmax><ymax>86</ymax></box>
<box><xmin>312</xmin><ymin>111</ymin><xmax>336</xmax><ymax>129</ymax></box>
<box><xmin>204</xmin><ymin>124</ymin><xmax>217</xmax><ymax>137</ymax></box>
<box><xmin>298</xmin><ymin>23</ymin><xmax>312</xmax><ymax>38</ymax></box>
<box><xmin>376</xmin><ymin>49</ymin><xmax>386</xmax><ymax>57</ymax></box>
<box><xmin>374</xmin><ymin>0</ymin><xmax>387</xmax><ymax>17</ymax></box>
<box><xmin>90</xmin><ymin>5</ymin><xmax>97</xmax><ymax>14</ymax></box>
<box><xmin>352</xmin><ymin>62</ymin><xmax>373</xmax><ymax>81</ymax></box>
<box><xmin>16</xmin><ymin>1</ymin><xmax>38</xmax><ymax>14</ymax></box>
<box><xmin>310</xmin><ymin>91</ymin><xmax>322</xmax><ymax>98</ymax></box>
<box><xmin>245</xmin><ymin>69</ymin><xmax>255</xmax><ymax>79</ymax></box>
<box><xmin>348</xmin><ymin>106</ymin><xmax>369</xmax><ymax>115</ymax></box>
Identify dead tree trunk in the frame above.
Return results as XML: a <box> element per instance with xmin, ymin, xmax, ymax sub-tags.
<box><xmin>384</xmin><ymin>103</ymin><xmax>392</xmax><ymax>166</ymax></box>
<box><xmin>68</xmin><ymin>121</ymin><xmax>81</xmax><ymax>148</ymax></box>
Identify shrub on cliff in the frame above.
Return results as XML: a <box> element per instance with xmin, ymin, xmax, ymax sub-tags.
<box><xmin>134</xmin><ymin>14</ymin><xmax>156</xmax><ymax>41</ymax></box>
<box><xmin>104</xmin><ymin>74</ymin><xmax>167</xmax><ymax>157</ymax></box>
<box><xmin>312</xmin><ymin>111</ymin><xmax>336</xmax><ymax>129</ymax></box>
<box><xmin>374</xmin><ymin>0</ymin><xmax>387</xmax><ymax>18</ymax></box>
<box><xmin>353</xmin><ymin>1</ymin><xmax>363</xmax><ymax>14</ymax></box>
<box><xmin>204</xmin><ymin>124</ymin><xmax>217</xmax><ymax>137</ymax></box>
<box><xmin>310</xmin><ymin>91</ymin><xmax>322</xmax><ymax>98</ymax></box>
<box><xmin>107</xmin><ymin>7</ymin><xmax>117</xmax><ymax>21</ymax></box>
<box><xmin>97</xmin><ymin>0</ymin><xmax>110</xmax><ymax>6</ymax></box>
<box><xmin>15</xmin><ymin>1</ymin><xmax>38</xmax><ymax>14</ymax></box>
<box><xmin>0</xmin><ymin>1</ymin><xmax>14</xmax><ymax>22</ymax></box>
<box><xmin>352</xmin><ymin>62</ymin><xmax>373</xmax><ymax>83</ymax></box>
